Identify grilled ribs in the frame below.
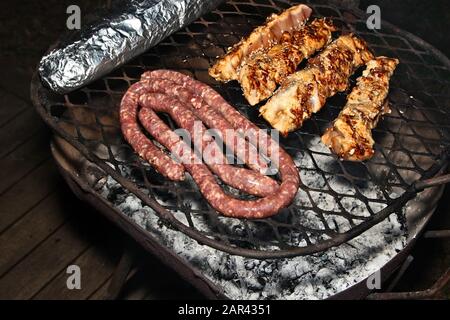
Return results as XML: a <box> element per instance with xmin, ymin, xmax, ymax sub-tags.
<box><xmin>259</xmin><ymin>34</ymin><xmax>374</xmax><ymax>135</ymax></box>
<box><xmin>239</xmin><ymin>18</ymin><xmax>336</xmax><ymax>106</ymax></box>
<box><xmin>321</xmin><ymin>57</ymin><xmax>399</xmax><ymax>161</ymax></box>
<box><xmin>208</xmin><ymin>4</ymin><xmax>312</xmax><ymax>82</ymax></box>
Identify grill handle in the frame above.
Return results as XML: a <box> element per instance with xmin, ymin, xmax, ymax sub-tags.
<box><xmin>414</xmin><ymin>173</ymin><xmax>450</xmax><ymax>191</ymax></box>
<box><xmin>367</xmin><ymin>268</ymin><xmax>450</xmax><ymax>300</ymax></box>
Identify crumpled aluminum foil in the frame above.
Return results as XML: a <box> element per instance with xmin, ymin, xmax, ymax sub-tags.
<box><xmin>39</xmin><ymin>0</ymin><xmax>223</xmax><ymax>94</ymax></box>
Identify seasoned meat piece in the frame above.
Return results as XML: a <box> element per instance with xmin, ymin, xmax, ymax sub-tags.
<box><xmin>208</xmin><ymin>4</ymin><xmax>312</xmax><ymax>82</ymax></box>
<box><xmin>260</xmin><ymin>34</ymin><xmax>374</xmax><ymax>135</ymax></box>
<box><xmin>322</xmin><ymin>57</ymin><xmax>399</xmax><ymax>161</ymax></box>
<box><xmin>239</xmin><ymin>18</ymin><xmax>336</xmax><ymax>105</ymax></box>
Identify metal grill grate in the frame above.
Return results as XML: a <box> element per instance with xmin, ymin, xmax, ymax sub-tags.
<box><xmin>32</xmin><ymin>0</ymin><xmax>450</xmax><ymax>259</ymax></box>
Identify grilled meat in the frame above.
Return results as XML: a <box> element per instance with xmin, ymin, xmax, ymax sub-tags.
<box><xmin>321</xmin><ymin>57</ymin><xmax>399</xmax><ymax>161</ymax></box>
<box><xmin>260</xmin><ymin>34</ymin><xmax>374</xmax><ymax>135</ymax></box>
<box><xmin>238</xmin><ymin>18</ymin><xmax>336</xmax><ymax>106</ymax></box>
<box><xmin>208</xmin><ymin>4</ymin><xmax>312</xmax><ymax>82</ymax></box>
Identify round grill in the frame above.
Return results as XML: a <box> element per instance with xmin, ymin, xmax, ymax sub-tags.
<box><xmin>32</xmin><ymin>0</ymin><xmax>450</xmax><ymax>259</ymax></box>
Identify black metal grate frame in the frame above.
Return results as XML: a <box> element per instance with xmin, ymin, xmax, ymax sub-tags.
<box><xmin>32</xmin><ymin>0</ymin><xmax>450</xmax><ymax>259</ymax></box>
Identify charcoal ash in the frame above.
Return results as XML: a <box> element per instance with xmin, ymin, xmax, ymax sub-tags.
<box><xmin>96</xmin><ymin>137</ymin><xmax>417</xmax><ymax>300</ymax></box>
<box><xmin>217</xmin><ymin>255</ymin><xmax>238</xmax><ymax>281</ymax></box>
<box><xmin>100</xmin><ymin>167</ymin><xmax>407</xmax><ymax>299</ymax></box>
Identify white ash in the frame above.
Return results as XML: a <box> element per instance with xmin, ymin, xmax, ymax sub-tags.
<box><xmin>297</xmin><ymin>210</ymin><xmax>326</xmax><ymax>230</ymax></box>
<box><xmin>326</xmin><ymin>174</ymin><xmax>356</xmax><ymax>195</ymax></box>
<box><xmin>96</xmin><ymin>133</ymin><xmax>417</xmax><ymax>298</ymax></box>
<box><xmin>99</xmin><ymin>145</ymin><xmax>408</xmax><ymax>299</ymax></box>
<box><xmin>340</xmin><ymin>197</ymin><xmax>372</xmax><ymax>218</ymax></box>
<box><xmin>325</xmin><ymin>214</ymin><xmax>353</xmax><ymax>233</ymax></box>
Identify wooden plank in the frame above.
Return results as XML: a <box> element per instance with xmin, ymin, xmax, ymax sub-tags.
<box><xmin>0</xmin><ymin>159</ymin><xmax>61</xmax><ymax>233</ymax></box>
<box><xmin>141</xmin><ymin>260</ymin><xmax>204</xmax><ymax>300</ymax></box>
<box><xmin>93</xmin><ymin>255</ymin><xmax>207</xmax><ymax>300</ymax></box>
<box><xmin>0</xmin><ymin>193</ymin><xmax>71</xmax><ymax>276</ymax></box>
<box><xmin>0</xmin><ymin>90</ymin><xmax>29</xmax><ymax>128</ymax></box>
<box><xmin>0</xmin><ymin>107</ymin><xmax>46</xmax><ymax>159</ymax></box>
<box><xmin>0</xmin><ymin>201</ymin><xmax>127</xmax><ymax>300</ymax></box>
<box><xmin>32</xmin><ymin>242</ymin><xmax>119</xmax><ymax>300</ymax></box>
<box><xmin>121</xmin><ymin>269</ymin><xmax>152</xmax><ymax>300</ymax></box>
<box><xmin>0</xmin><ymin>59</ymin><xmax>33</xmax><ymax>102</ymax></box>
<box><xmin>0</xmin><ymin>130</ymin><xmax>51</xmax><ymax>194</ymax></box>
<box><xmin>103</xmin><ymin>248</ymin><xmax>135</xmax><ymax>300</ymax></box>
<box><xmin>88</xmin><ymin>266</ymin><xmax>141</xmax><ymax>300</ymax></box>
<box><xmin>0</xmin><ymin>218</ymin><xmax>91</xmax><ymax>300</ymax></box>
<box><xmin>88</xmin><ymin>276</ymin><xmax>112</xmax><ymax>300</ymax></box>
<box><xmin>100</xmin><ymin>255</ymin><xmax>205</xmax><ymax>300</ymax></box>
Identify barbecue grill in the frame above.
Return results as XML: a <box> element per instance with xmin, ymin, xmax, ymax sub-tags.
<box><xmin>31</xmin><ymin>0</ymin><xmax>450</xmax><ymax>299</ymax></box>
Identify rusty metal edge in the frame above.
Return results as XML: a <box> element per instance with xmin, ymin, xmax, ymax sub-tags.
<box><xmin>367</xmin><ymin>268</ymin><xmax>450</xmax><ymax>300</ymax></box>
<box><xmin>49</xmin><ymin>139</ymin><xmax>227</xmax><ymax>300</ymax></box>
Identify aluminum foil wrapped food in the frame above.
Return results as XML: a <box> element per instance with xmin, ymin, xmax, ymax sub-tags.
<box><xmin>38</xmin><ymin>0</ymin><xmax>223</xmax><ymax>94</ymax></box>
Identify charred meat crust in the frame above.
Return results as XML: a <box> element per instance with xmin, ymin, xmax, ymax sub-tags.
<box><xmin>260</xmin><ymin>34</ymin><xmax>374</xmax><ymax>135</ymax></box>
<box><xmin>239</xmin><ymin>18</ymin><xmax>336</xmax><ymax>106</ymax></box>
<box><xmin>321</xmin><ymin>57</ymin><xmax>399</xmax><ymax>161</ymax></box>
<box><xmin>208</xmin><ymin>4</ymin><xmax>312</xmax><ymax>82</ymax></box>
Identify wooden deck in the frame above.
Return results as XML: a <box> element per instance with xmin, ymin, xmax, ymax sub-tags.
<box><xmin>0</xmin><ymin>0</ymin><xmax>206</xmax><ymax>299</ymax></box>
<box><xmin>0</xmin><ymin>84</ymin><xmax>202</xmax><ymax>300</ymax></box>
